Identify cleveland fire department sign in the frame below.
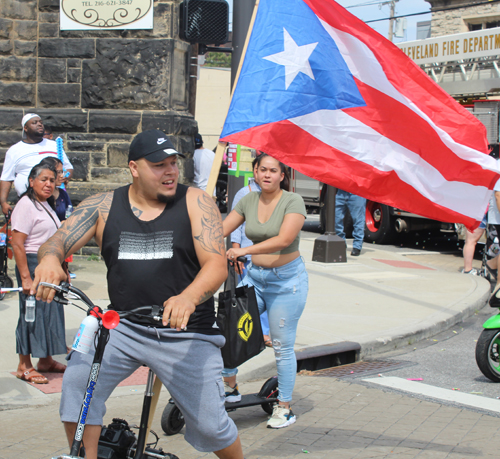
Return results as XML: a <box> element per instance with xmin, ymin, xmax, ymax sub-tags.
<box><xmin>60</xmin><ymin>0</ymin><xmax>153</xmax><ymax>30</ymax></box>
<box><xmin>398</xmin><ymin>27</ymin><xmax>500</xmax><ymax>65</ymax></box>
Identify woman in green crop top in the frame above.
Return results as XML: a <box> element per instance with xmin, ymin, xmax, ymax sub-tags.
<box><xmin>222</xmin><ymin>154</ymin><xmax>309</xmax><ymax>429</ymax></box>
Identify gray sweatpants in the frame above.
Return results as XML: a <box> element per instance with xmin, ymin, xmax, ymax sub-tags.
<box><xmin>60</xmin><ymin>320</ymin><xmax>238</xmax><ymax>452</ymax></box>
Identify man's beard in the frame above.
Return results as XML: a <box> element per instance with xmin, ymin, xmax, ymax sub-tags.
<box><xmin>157</xmin><ymin>193</ymin><xmax>175</xmax><ymax>205</ymax></box>
<box><xmin>30</xmin><ymin>131</ymin><xmax>44</xmax><ymax>142</ymax></box>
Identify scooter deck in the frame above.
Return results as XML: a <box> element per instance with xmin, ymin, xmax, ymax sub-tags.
<box><xmin>225</xmin><ymin>393</ymin><xmax>278</xmax><ymax>410</ymax></box>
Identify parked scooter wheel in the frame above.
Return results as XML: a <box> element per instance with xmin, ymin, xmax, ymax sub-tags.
<box><xmin>476</xmin><ymin>328</ymin><xmax>500</xmax><ymax>382</ymax></box>
<box><xmin>259</xmin><ymin>376</ymin><xmax>279</xmax><ymax>414</ymax></box>
<box><xmin>161</xmin><ymin>399</ymin><xmax>185</xmax><ymax>435</ymax></box>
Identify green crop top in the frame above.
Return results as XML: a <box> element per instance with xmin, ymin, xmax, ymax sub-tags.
<box><xmin>234</xmin><ymin>190</ymin><xmax>307</xmax><ymax>255</ymax></box>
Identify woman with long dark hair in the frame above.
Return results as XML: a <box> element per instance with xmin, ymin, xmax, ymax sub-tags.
<box><xmin>221</xmin><ymin>153</ymin><xmax>308</xmax><ymax>429</ymax></box>
<box><xmin>39</xmin><ymin>156</ymin><xmax>72</xmax><ymax>222</ymax></box>
<box><xmin>11</xmin><ymin>162</ymin><xmax>66</xmax><ymax>384</ymax></box>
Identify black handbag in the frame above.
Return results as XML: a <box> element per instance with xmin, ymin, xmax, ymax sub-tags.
<box><xmin>218</xmin><ymin>262</ymin><xmax>265</xmax><ymax>368</ymax></box>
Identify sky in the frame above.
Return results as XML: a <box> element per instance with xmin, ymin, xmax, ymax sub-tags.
<box><xmin>338</xmin><ymin>0</ymin><xmax>432</xmax><ymax>42</ymax></box>
<box><xmin>226</xmin><ymin>0</ymin><xmax>432</xmax><ymax>43</ymax></box>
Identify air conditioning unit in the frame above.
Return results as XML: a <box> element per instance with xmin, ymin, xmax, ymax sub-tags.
<box><xmin>180</xmin><ymin>0</ymin><xmax>229</xmax><ymax>46</ymax></box>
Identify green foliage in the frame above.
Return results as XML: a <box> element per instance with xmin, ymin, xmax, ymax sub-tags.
<box><xmin>87</xmin><ymin>254</ymin><xmax>100</xmax><ymax>261</ymax></box>
<box><xmin>204</xmin><ymin>52</ymin><xmax>231</xmax><ymax>68</ymax></box>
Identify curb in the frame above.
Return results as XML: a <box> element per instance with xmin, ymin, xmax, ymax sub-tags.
<box><xmin>358</xmin><ymin>276</ymin><xmax>490</xmax><ymax>359</ymax></box>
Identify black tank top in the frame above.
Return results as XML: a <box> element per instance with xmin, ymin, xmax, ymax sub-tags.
<box><xmin>101</xmin><ymin>184</ymin><xmax>219</xmax><ymax>335</ymax></box>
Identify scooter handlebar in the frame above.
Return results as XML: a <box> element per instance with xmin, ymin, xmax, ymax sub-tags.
<box><xmin>39</xmin><ymin>282</ymin><xmax>165</xmax><ymax>326</ymax></box>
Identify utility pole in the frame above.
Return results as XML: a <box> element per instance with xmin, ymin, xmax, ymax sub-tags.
<box><xmin>231</xmin><ymin>0</ymin><xmax>256</xmax><ymax>89</ymax></box>
<box><xmin>227</xmin><ymin>0</ymin><xmax>256</xmax><ymax>214</ymax></box>
<box><xmin>381</xmin><ymin>0</ymin><xmax>398</xmax><ymax>42</ymax></box>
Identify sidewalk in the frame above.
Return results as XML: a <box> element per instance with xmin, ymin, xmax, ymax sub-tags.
<box><xmin>0</xmin><ymin>234</ymin><xmax>494</xmax><ymax>458</ymax></box>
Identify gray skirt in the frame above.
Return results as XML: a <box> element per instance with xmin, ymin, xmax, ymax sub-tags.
<box><xmin>15</xmin><ymin>253</ymin><xmax>67</xmax><ymax>358</ymax></box>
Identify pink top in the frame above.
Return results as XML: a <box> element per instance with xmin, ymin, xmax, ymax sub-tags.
<box><xmin>11</xmin><ymin>196</ymin><xmax>61</xmax><ymax>253</ymax></box>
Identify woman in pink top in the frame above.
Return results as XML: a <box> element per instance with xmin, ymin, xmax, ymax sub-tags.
<box><xmin>11</xmin><ymin>162</ymin><xmax>66</xmax><ymax>384</ymax></box>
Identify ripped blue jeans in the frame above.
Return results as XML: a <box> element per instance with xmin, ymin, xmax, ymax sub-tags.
<box><xmin>222</xmin><ymin>256</ymin><xmax>308</xmax><ymax>402</ymax></box>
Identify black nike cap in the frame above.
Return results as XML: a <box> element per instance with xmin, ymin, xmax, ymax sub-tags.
<box><xmin>129</xmin><ymin>130</ymin><xmax>186</xmax><ymax>163</ymax></box>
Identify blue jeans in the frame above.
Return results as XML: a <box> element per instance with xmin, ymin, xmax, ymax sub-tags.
<box><xmin>222</xmin><ymin>257</ymin><xmax>308</xmax><ymax>402</ymax></box>
<box><xmin>335</xmin><ymin>190</ymin><xmax>366</xmax><ymax>250</ymax></box>
<box><xmin>240</xmin><ymin>259</ymin><xmax>269</xmax><ymax>336</ymax></box>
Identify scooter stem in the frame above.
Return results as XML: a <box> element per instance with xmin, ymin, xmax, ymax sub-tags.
<box><xmin>134</xmin><ymin>369</ymin><xmax>156</xmax><ymax>458</ymax></box>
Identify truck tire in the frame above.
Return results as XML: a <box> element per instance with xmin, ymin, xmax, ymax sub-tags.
<box><xmin>364</xmin><ymin>201</ymin><xmax>394</xmax><ymax>244</ymax></box>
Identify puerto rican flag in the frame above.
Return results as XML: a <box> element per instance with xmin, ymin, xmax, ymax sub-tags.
<box><xmin>220</xmin><ymin>0</ymin><xmax>500</xmax><ymax>230</ymax></box>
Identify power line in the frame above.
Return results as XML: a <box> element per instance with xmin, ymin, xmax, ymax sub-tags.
<box><xmin>365</xmin><ymin>10</ymin><xmax>429</xmax><ymax>23</ymax></box>
<box><xmin>346</xmin><ymin>0</ymin><xmax>385</xmax><ymax>8</ymax></box>
<box><xmin>364</xmin><ymin>0</ymin><xmax>500</xmax><ymax>24</ymax></box>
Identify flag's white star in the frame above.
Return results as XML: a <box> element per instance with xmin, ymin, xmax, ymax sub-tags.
<box><xmin>263</xmin><ymin>28</ymin><xmax>318</xmax><ymax>90</ymax></box>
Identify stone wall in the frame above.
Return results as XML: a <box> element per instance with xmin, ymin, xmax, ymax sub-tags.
<box><xmin>0</xmin><ymin>0</ymin><xmax>197</xmax><ymax>204</ymax></box>
<box><xmin>427</xmin><ymin>0</ymin><xmax>500</xmax><ymax>37</ymax></box>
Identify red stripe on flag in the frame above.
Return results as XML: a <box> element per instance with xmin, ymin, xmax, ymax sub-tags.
<box><xmin>343</xmin><ymin>78</ymin><xmax>499</xmax><ymax>188</ymax></box>
<box><xmin>222</xmin><ymin>120</ymin><xmax>480</xmax><ymax>229</ymax></box>
<box><xmin>303</xmin><ymin>0</ymin><xmax>489</xmax><ymax>154</ymax></box>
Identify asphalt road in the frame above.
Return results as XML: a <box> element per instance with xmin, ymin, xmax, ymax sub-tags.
<box><xmin>360</xmin><ymin>306</ymin><xmax>500</xmax><ymax>410</ymax></box>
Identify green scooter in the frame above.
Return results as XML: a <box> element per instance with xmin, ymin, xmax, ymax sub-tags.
<box><xmin>476</xmin><ymin>290</ymin><xmax>500</xmax><ymax>382</ymax></box>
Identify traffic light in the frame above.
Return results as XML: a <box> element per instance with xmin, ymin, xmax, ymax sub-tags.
<box><xmin>180</xmin><ymin>0</ymin><xmax>229</xmax><ymax>46</ymax></box>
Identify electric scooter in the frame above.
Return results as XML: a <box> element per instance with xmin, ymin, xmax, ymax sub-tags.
<box><xmin>476</xmin><ymin>288</ymin><xmax>500</xmax><ymax>382</ymax></box>
<box><xmin>38</xmin><ymin>281</ymin><xmax>179</xmax><ymax>459</ymax></box>
<box><xmin>161</xmin><ymin>376</ymin><xmax>279</xmax><ymax>435</ymax></box>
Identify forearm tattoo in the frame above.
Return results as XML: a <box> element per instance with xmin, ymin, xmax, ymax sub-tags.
<box><xmin>194</xmin><ymin>195</ymin><xmax>225</xmax><ymax>255</ymax></box>
<box><xmin>38</xmin><ymin>192</ymin><xmax>113</xmax><ymax>262</ymax></box>
<box><xmin>199</xmin><ymin>289</ymin><xmax>216</xmax><ymax>304</ymax></box>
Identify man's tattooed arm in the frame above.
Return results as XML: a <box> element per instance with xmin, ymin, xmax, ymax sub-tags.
<box><xmin>194</xmin><ymin>194</ymin><xmax>225</xmax><ymax>256</ymax></box>
<box><xmin>38</xmin><ymin>192</ymin><xmax>113</xmax><ymax>262</ymax></box>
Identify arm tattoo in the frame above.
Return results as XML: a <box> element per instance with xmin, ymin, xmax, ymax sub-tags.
<box><xmin>194</xmin><ymin>195</ymin><xmax>225</xmax><ymax>255</ymax></box>
<box><xmin>38</xmin><ymin>192</ymin><xmax>113</xmax><ymax>262</ymax></box>
<box><xmin>131</xmin><ymin>206</ymin><xmax>143</xmax><ymax>217</ymax></box>
<box><xmin>199</xmin><ymin>289</ymin><xmax>216</xmax><ymax>304</ymax></box>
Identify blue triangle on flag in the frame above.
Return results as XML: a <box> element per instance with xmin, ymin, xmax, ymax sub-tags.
<box><xmin>222</xmin><ymin>0</ymin><xmax>366</xmax><ymax>139</ymax></box>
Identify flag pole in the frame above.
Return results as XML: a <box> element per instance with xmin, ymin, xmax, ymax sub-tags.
<box><xmin>205</xmin><ymin>0</ymin><xmax>261</xmax><ymax>198</ymax></box>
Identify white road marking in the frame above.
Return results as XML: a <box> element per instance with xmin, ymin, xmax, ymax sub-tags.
<box><xmin>340</xmin><ymin>272</ymin><xmax>420</xmax><ymax>280</ymax></box>
<box><xmin>363</xmin><ymin>376</ymin><xmax>500</xmax><ymax>413</ymax></box>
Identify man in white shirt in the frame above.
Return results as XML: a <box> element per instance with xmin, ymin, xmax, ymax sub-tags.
<box><xmin>0</xmin><ymin>114</ymin><xmax>73</xmax><ymax>215</ymax></box>
<box><xmin>193</xmin><ymin>133</ymin><xmax>215</xmax><ymax>191</ymax></box>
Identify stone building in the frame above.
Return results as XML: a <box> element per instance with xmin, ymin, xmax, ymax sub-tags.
<box><xmin>0</xmin><ymin>0</ymin><xmax>197</xmax><ymax>204</ymax></box>
<box><xmin>427</xmin><ymin>0</ymin><xmax>500</xmax><ymax>37</ymax></box>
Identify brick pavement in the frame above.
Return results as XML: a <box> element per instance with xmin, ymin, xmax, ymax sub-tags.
<box><xmin>2</xmin><ymin>374</ymin><xmax>500</xmax><ymax>459</ymax></box>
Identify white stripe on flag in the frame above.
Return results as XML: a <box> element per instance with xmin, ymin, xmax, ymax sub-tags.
<box><xmin>290</xmin><ymin>108</ymin><xmax>491</xmax><ymax>220</ymax></box>
<box><xmin>320</xmin><ymin>20</ymin><xmax>499</xmax><ymax>172</ymax></box>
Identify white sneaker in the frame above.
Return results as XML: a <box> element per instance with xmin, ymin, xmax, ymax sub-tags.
<box><xmin>267</xmin><ymin>405</ymin><xmax>296</xmax><ymax>429</ymax></box>
<box><xmin>461</xmin><ymin>268</ymin><xmax>478</xmax><ymax>275</ymax></box>
<box><xmin>224</xmin><ymin>381</ymin><xmax>241</xmax><ymax>402</ymax></box>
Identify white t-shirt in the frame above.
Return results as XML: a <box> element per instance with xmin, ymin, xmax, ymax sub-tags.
<box><xmin>489</xmin><ymin>159</ymin><xmax>500</xmax><ymax>225</ymax></box>
<box><xmin>11</xmin><ymin>196</ymin><xmax>60</xmax><ymax>254</ymax></box>
<box><xmin>489</xmin><ymin>182</ymin><xmax>500</xmax><ymax>225</ymax></box>
<box><xmin>1</xmin><ymin>139</ymin><xmax>73</xmax><ymax>196</ymax></box>
<box><xmin>193</xmin><ymin>147</ymin><xmax>215</xmax><ymax>191</ymax></box>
